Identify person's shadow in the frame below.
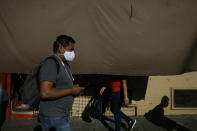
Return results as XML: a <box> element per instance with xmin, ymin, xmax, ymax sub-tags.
<box><xmin>144</xmin><ymin>96</ymin><xmax>191</xmax><ymax>131</ymax></box>
<box><xmin>34</xmin><ymin>125</ymin><xmax>56</xmax><ymax>131</ymax></box>
<box><xmin>82</xmin><ymin>95</ymin><xmax>127</xmax><ymax>131</ymax></box>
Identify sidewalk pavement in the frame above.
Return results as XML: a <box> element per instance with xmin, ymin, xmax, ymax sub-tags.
<box><xmin>2</xmin><ymin>115</ymin><xmax>197</xmax><ymax>131</ymax></box>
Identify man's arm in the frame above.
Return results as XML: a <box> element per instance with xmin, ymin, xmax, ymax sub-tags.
<box><xmin>40</xmin><ymin>81</ymin><xmax>84</xmax><ymax>99</ymax></box>
<box><xmin>122</xmin><ymin>80</ymin><xmax>130</xmax><ymax>106</ymax></box>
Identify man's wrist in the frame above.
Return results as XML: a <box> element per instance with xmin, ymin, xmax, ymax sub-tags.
<box><xmin>64</xmin><ymin>88</ymin><xmax>73</xmax><ymax>95</ymax></box>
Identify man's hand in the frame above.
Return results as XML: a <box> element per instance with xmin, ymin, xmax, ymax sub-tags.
<box><xmin>124</xmin><ymin>97</ymin><xmax>130</xmax><ymax>106</ymax></box>
<box><xmin>71</xmin><ymin>84</ymin><xmax>85</xmax><ymax>96</ymax></box>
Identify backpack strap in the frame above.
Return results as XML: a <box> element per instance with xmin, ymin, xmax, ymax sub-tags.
<box><xmin>46</xmin><ymin>56</ymin><xmax>60</xmax><ymax>74</ymax></box>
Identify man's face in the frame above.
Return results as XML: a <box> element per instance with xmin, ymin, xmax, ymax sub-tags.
<box><xmin>64</xmin><ymin>42</ymin><xmax>75</xmax><ymax>52</ymax></box>
<box><xmin>59</xmin><ymin>42</ymin><xmax>75</xmax><ymax>62</ymax></box>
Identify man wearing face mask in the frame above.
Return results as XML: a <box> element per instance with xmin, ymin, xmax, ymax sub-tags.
<box><xmin>39</xmin><ymin>35</ymin><xmax>85</xmax><ymax>131</ymax></box>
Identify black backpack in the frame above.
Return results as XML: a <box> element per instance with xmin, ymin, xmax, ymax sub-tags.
<box><xmin>90</xmin><ymin>95</ymin><xmax>103</xmax><ymax>120</ymax></box>
<box><xmin>19</xmin><ymin>57</ymin><xmax>60</xmax><ymax>110</ymax></box>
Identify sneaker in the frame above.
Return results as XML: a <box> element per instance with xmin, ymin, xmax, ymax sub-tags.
<box><xmin>128</xmin><ymin>119</ymin><xmax>136</xmax><ymax>131</ymax></box>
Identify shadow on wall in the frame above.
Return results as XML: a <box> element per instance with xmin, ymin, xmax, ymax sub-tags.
<box><xmin>10</xmin><ymin>74</ymin><xmax>148</xmax><ymax>104</ymax></box>
<box><xmin>74</xmin><ymin>74</ymin><xmax>149</xmax><ymax>101</ymax></box>
<box><xmin>33</xmin><ymin>125</ymin><xmax>56</xmax><ymax>131</ymax></box>
<box><xmin>144</xmin><ymin>96</ymin><xmax>191</xmax><ymax>131</ymax></box>
<box><xmin>127</xmin><ymin>76</ymin><xmax>149</xmax><ymax>101</ymax></box>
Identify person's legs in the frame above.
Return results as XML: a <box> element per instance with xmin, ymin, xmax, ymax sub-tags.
<box><xmin>111</xmin><ymin>92</ymin><xmax>137</xmax><ymax>131</ymax></box>
<box><xmin>119</xmin><ymin>110</ymin><xmax>131</xmax><ymax>123</ymax></box>
<box><xmin>39</xmin><ymin>113</ymin><xmax>71</xmax><ymax>131</ymax></box>
<box><xmin>119</xmin><ymin>96</ymin><xmax>136</xmax><ymax>131</ymax></box>
<box><xmin>39</xmin><ymin>113</ymin><xmax>51</xmax><ymax>131</ymax></box>
<box><xmin>110</xmin><ymin>92</ymin><xmax>122</xmax><ymax>131</ymax></box>
<box><xmin>53</xmin><ymin>116</ymin><xmax>71</xmax><ymax>131</ymax></box>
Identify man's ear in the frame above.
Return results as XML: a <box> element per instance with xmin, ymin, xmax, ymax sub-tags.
<box><xmin>58</xmin><ymin>45</ymin><xmax>64</xmax><ymax>53</ymax></box>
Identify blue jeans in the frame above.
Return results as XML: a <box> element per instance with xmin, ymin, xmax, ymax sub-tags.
<box><xmin>39</xmin><ymin>113</ymin><xmax>71</xmax><ymax>131</ymax></box>
<box><xmin>110</xmin><ymin>92</ymin><xmax>131</xmax><ymax>131</ymax></box>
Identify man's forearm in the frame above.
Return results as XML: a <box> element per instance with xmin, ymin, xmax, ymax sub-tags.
<box><xmin>40</xmin><ymin>86</ymin><xmax>73</xmax><ymax>99</ymax></box>
<box><xmin>122</xmin><ymin>80</ymin><xmax>128</xmax><ymax>98</ymax></box>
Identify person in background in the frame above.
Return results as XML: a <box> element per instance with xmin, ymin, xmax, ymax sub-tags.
<box><xmin>100</xmin><ymin>76</ymin><xmax>136</xmax><ymax>131</ymax></box>
<box><xmin>0</xmin><ymin>82</ymin><xmax>8</xmax><ymax>131</ymax></box>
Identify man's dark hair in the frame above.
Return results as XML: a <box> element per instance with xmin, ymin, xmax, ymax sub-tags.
<box><xmin>53</xmin><ymin>35</ymin><xmax>75</xmax><ymax>53</ymax></box>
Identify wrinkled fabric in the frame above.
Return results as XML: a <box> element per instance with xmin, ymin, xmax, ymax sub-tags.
<box><xmin>0</xmin><ymin>0</ymin><xmax>197</xmax><ymax>75</ymax></box>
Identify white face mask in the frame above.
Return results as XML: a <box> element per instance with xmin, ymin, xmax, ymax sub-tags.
<box><xmin>63</xmin><ymin>51</ymin><xmax>75</xmax><ymax>62</ymax></box>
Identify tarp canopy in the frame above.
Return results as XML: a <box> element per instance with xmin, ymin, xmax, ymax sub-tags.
<box><xmin>0</xmin><ymin>0</ymin><xmax>197</xmax><ymax>75</ymax></box>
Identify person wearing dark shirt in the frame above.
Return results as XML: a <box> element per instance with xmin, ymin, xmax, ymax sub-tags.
<box><xmin>39</xmin><ymin>35</ymin><xmax>85</xmax><ymax>131</ymax></box>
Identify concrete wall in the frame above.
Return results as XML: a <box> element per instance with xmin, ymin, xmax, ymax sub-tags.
<box><xmin>71</xmin><ymin>71</ymin><xmax>197</xmax><ymax>117</ymax></box>
<box><xmin>134</xmin><ymin>71</ymin><xmax>197</xmax><ymax>116</ymax></box>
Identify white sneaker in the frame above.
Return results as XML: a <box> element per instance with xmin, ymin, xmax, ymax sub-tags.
<box><xmin>128</xmin><ymin>119</ymin><xmax>136</xmax><ymax>131</ymax></box>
